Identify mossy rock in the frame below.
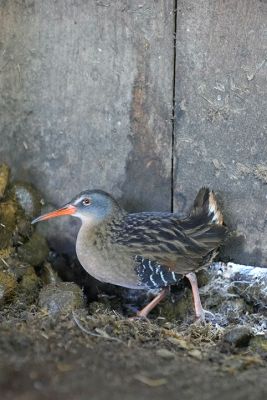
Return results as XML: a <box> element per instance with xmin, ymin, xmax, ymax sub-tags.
<box><xmin>0</xmin><ymin>270</ymin><xmax>17</xmax><ymax>305</ymax></box>
<box><xmin>0</xmin><ymin>201</ymin><xmax>17</xmax><ymax>249</ymax></box>
<box><xmin>249</xmin><ymin>336</ymin><xmax>267</xmax><ymax>354</ymax></box>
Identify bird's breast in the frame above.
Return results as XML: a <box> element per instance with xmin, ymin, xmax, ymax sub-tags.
<box><xmin>76</xmin><ymin>226</ymin><xmax>142</xmax><ymax>289</ymax></box>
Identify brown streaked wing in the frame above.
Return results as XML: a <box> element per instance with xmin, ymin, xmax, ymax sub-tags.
<box><xmin>109</xmin><ymin>212</ymin><xmax>223</xmax><ymax>274</ymax></box>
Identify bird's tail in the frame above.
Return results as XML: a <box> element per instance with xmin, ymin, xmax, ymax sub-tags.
<box><xmin>190</xmin><ymin>187</ymin><xmax>224</xmax><ymax>226</ymax></box>
<box><xmin>179</xmin><ymin>187</ymin><xmax>227</xmax><ymax>256</ymax></box>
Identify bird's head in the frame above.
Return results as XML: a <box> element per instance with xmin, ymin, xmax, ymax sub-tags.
<box><xmin>32</xmin><ymin>190</ymin><xmax>123</xmax><ymax>226</ymax></box>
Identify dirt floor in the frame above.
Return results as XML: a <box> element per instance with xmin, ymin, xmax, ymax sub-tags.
<box><xmin>1</xmin><ymin>300</ymin><xmax>267</xmax><ymax>400</ymax></box>
<box><xmin>0</xmin><ymin>166</ymin><xmax>266</xmax><ymax>400</ymax></box>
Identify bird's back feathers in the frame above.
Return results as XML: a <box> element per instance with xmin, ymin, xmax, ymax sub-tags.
<box><xmin>110</xmin><ymin>187</ymin><xmax>228</xmax><ymax>279</ymax></box>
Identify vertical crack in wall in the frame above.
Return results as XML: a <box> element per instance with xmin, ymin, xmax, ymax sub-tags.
<box><xmin>171</xmin><ymin>0</ymin><xmax>178</xmax><ymax>212</ymax></box>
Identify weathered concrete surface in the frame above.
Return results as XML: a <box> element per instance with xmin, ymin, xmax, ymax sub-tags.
<box><xmin>0</xmin><ymin>0</ymin><xmax>174</xmax><ymax>249</ymax></box>
<box><xmin>174</xmin><ymin>0</ymin><xmax>267</xmax><ymax>266</ymax></box>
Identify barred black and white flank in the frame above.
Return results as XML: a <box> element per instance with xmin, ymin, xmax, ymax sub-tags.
<box><xmin>134</xmin><ymin>255</ymin><xmax>182</xmax><ymax>289</ymax></box>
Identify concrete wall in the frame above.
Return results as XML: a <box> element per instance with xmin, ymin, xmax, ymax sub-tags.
<box><xmin>0</xmin><ymin>0</ymin><xmax>266</xmax><ymax>265</ymax></box>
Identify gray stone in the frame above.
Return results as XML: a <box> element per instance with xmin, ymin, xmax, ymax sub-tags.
<box><xmin>156</xmin><ymin>349</ymin><xmax>175</xmax><ymax>359</ymax></box>
<box><xmin>173</xmin><ymin>0</ymin><xmax>267</xmax><ymax>266</ymax></box>
<box><xmin>39</xmin><ymin>282</ymin><xmax>84</xmax><ymax>315</ymax></box>
<box><xmin>223</xmin><ymin>326</ymin><xmax>253</xmax><ymax>348</ymax></box>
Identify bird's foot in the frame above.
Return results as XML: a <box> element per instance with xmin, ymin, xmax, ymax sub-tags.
<box><xmin>128</xmin><ymin>314</ymin><xmax>149</xmax><ymax>322</ymax></box>
<box><xmin>195</xmin><ymin>308</ymin><xmax>215</xmax><ymax>323</ymax></box>
<box><xmin>128</xmin><ymin>289</ymin><xmax>168</xmax><ymax>321</ymax></box>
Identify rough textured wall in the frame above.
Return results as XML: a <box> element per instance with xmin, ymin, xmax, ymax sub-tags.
<box><xmin>0</xmin><ymin>0</ymin><xmax>174</xmax><ymax>249</ymax></box>
<box><xmin>174</xmin><ymin>0</ymin><xmax>267</xmax><ymax>266</ymax></box>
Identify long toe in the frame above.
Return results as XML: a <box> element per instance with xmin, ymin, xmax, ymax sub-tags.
<box><xmin>128</xmin><ymin>314</ymin><xmax>150</xmax><ymax>322</ymax></box>
<box><xmin>195</xmin><ymin>308</ymin><xmax>216</xmax><ymax>323</ymax></box>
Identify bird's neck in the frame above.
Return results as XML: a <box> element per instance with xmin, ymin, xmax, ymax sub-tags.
<box><xmin>78</xmin><ymin>208</ymin><xmax>127</xmax><ymax>246</ymax></box>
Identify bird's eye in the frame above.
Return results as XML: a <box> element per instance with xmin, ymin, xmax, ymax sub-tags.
<box><xmin>82</xmin><ymin>198</ymin><xmax>91</xmax><ymax>206</ymax></box>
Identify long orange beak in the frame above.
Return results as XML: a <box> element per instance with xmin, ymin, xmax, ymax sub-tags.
<box><xmin>31</xmin><ymin>204</ymin><xmax>77</xmax><ymax>224</ymax></box>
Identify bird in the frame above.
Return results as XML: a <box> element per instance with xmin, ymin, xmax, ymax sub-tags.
<box><xmin>32</xmin><ymin>187</ymin><xmax>228</xmax><ymax>320</ymax></box>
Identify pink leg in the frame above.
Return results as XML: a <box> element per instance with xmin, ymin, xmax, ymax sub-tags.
<box><xmin>186</xmin><ymin>272</ymin><xmax>205</xmax><ymax>320</ymax></box>
<box><xmin>137</xmin><ymin>289</ymin><xmax>168</xmax><ymax>318</ymax></box>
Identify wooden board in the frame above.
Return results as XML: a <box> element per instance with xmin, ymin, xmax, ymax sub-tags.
<box><xmin>1</xmin><ymin>0</ymin><xmax>267</xmax><ymax>266</ymax></box>
<box><xmin>0</xmin><ymin>0</ymin><xmax>175</xmax><ymax>249</ymax></box>
<box><xmin>173</xmin><ymin>0</ymin><xmax>267</xmax><ymax>265</ymax></box>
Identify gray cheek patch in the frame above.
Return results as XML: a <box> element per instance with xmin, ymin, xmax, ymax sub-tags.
<box><xmin>134</xmin><ymin>255</ymin><xmax>182</xmax><ymax>289</ymax></box>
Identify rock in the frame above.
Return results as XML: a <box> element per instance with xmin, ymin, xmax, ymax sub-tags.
<box><xmin>0</xmin><ymin>270</ymin><xmax>17</xmax><ymax>305</ymax></box>
<box><xmin>9</xmin><ymin>181</ymin><xmax>43</xmax><ymax>219</ymax></box>
<box><xmin>39</xmin><ymin>282</ymin><xmax>84</xmax><ymax>315</ymax></box>
<box><xmin>188</xmin><ymin>349</ymin><xmax>202</xmax><ymax>360</ymax></box>
<box><xmin>0</xmin><ymin>164</ymin><xmax>10</xmax><ymax>199</ymax></box>
<box><xmin>167</xmin><ymin>337</ymin><xmax>190</xmax><ymax>350</ymax></box>
<box><xmin>222</xmin><ymin>326</ymin><xmax>253</xmax><ymax>348</ymax></box>
<box><xmin>156</xmin><ymin>348</ymin><xmax>175</xmax><ymax>359</ymax></box>
<box><xmin>17</xmin><ymin>231</ymin><xmax>49</xmax><ymax>266</ymax></box>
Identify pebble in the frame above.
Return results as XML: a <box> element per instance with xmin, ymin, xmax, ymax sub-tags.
<box><xmin>188</xmin><ymin>349</ymin><xmax>202</xmax><ymax>360</ymax></box>
<box><xmin>39</xmin><ymin>282</ymin><xmax>84</xmax><ymax>315</ymax></box>
<box><xmin>167</xmin><ymin>337</ymin><xmax>190</xmax><ymax>350</ymax></box>
<box><xmin>222</xmin><ymin>326</ymin><xmax>253</xmax><ymax>347</ymax></box>
<box><xmin>156</xmin><ymin>348</ymin><xmax>175</xmax><ymax>359</ymax></box>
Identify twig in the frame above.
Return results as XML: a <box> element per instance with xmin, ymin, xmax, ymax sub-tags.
<box><xmin>0</xmin><ymin>258</ymin><xmax>9</xmax><ymax>267</ymax></box>
<box><xmin>72</xmin><ymin>311</ymin><xmax>122</xmax><ymax>342</ymax></box>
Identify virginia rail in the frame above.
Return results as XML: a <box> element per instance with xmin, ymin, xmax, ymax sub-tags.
<box><xmin>32</xmin><ymin>187</ymin><xmax>227</xmax><ymax>319</ymax></box>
